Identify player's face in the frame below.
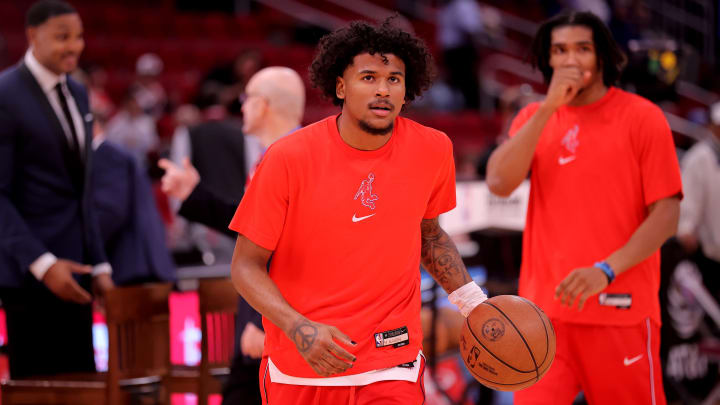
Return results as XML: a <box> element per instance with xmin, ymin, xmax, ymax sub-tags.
<box><xmin>336</xmin><ymin>52</ymin><xmax>406</xmax><ymax>136</ymax></box>
<box><xmin>241</xmin><ymin>80</ymin><xmax>267</xmax><ymax>135</ymax></box>
<box><xmin>548</xmin><ymin>25</ymin><xmax>600</xmax><ymax>90</ymax></box>
<box><xmin>27</xmin><ymin>13</ymin><xmax>84</xmax><ymax>75</ymax></box>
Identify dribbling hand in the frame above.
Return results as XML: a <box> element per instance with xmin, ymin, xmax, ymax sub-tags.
<box><xmin>287</xmin><ymin>318</ymin><xmax>357</xmax><ymax>377</ymax></box>
<box><xmin>543</xmin><ymin>67</ymin><xmax>591</xmax><ymax>111</ymax></box>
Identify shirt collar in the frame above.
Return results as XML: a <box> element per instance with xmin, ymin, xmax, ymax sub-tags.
<box><xmin>24</xmin><ymin>48</ymin><xmax>66</xmax><ymax>94</ymax></box>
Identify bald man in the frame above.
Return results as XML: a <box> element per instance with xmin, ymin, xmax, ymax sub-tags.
<box><xmin>241</xmin><ymin>66</ymin><xmax>305</xmax><ymax>150</ymax></box>
<box><xmin>159</xmin><ymin>66</ymin><xmax>305</xmax><ymax>405</ymax></box>
<box><xmin>160</xmin><ymin>66</ymin><xmax>305</xmax><ymax>202</ymax></box>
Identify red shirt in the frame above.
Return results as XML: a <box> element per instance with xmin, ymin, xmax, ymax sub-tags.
<box><xmin>229</xmin><ymin>115</ymin><xmax>456</xmax><ymax>377</ymax></box>
<box><xmin>509</xmin><ymin>88</ymin><xmax>682</xmax><ymax>326</ymax></box>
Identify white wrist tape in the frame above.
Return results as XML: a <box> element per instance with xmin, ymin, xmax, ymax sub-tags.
<box><xmin>448</xmin><ymin>281</ymin><xmax>488</xmax><ymax>317</ymax></box>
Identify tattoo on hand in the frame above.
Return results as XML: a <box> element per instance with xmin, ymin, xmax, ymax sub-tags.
<box><xmin>291</xmin><ymin>319</ymin><xmax>318</xmax><ymax>353</ymax></box>
<box><xmin>421</xmin><ymin>219</ymin><xmax>470</xmax><ymax>290</ymax></box>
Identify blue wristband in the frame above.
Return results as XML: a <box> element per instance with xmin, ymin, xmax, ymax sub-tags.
<box><xmin>594</xmin><ymin>261</ymin><xmax>615</xmax><ymax>284</ymax></box>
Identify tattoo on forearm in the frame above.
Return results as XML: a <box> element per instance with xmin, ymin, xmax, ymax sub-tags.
<box><xmin>420</xmin><ymin>219</ymin><xmax>471</xmax><ymax>291</ymax></box>
<box><xmin>290</xmin><ymin>319</ymin><xmax>318</xmax><ymax>353</ymax></box>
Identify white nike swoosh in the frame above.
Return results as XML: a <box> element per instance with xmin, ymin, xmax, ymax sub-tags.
<box><xmin>623</xmin><ymin>354</ymin><xmax>643</xmax><ymax>366</ymax></box>
<box><xmin>558</xmin><ymin>155</ymin><xmax>576</xmax><ymax>165</ymax></box>
<box><xmin>352</xmin><ymin>213</ymin><xmax>376</xmax><ymax>223</ymax></box>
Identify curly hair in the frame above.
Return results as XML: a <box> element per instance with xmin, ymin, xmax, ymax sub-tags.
<box><xmin>310</xmin><ymin>17</ymin><xmax>435</xmax><ymax>106</ymax></box>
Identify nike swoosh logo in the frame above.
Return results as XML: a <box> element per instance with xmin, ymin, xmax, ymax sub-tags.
<box><xmin>623</xmin><ymin>354</ymin><xmax>643</xmax><ymax>366</ymax></box>
<box><xmin>558</xmin><ymin>155</ymin><xmax>576</xmax><ymax>165</ymax></box>
<box><xmin>352</xmin><ymin>213</ymin><xmax>376</xmax><ymax>223</ymax></box>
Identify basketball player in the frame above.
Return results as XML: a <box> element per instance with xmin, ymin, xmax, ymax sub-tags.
<box><xmin>229</xmin><ymin>18</ymin><xmax>487</xmax><ymax>404</ymax></box>
<box><xmin>486</xmin><ymin>12</ymin><xmax>682</xmax><ymax>405</ymax></box>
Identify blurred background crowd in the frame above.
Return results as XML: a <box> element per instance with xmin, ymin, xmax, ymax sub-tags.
<box><xmin>0</xmin><ymin>0</ymin><xmax>719</xmax><ymax>404</ymax></box>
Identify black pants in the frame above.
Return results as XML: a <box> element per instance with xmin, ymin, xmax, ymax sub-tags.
<box><xmin>0</xmin><ymin>283</ymin><xmax>95</xmax><ymax>378</ymax></box>
<box><xmin>221</xmin><ymin>354</ymin><xmax>261</xmax><ymax>405</ymax></box>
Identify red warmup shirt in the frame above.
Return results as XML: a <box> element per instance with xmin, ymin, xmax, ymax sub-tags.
<box><xmin>229</xmin><ymin>114</ymin><xmax>456</xmax><ymax>378</ymax></box>
<box><xmin>509</xmin><ymin>87</ymin><xmax>682</xmax><ymax>326</ymax></box>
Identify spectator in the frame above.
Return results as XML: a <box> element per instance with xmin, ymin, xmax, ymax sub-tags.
<box><xmin>565</xmin><ymin>0</ymin><xmax>610</xmax><ymax>23</ymax></box>
<box><xmin>196</xmin><ymin>49</ymin><xmax>263</xmax><ymax>114</ymax></box>
<box><xmin>437</xmin><ymin>0</ymin><xmax>485</xmax><ymax>109</ymax></box>
<box><xmin>87</xmin><ymin>65</ymin><xmax>114</xmax><ymax>121</ymax></box>
<box><xmin>677</xmin><ymin>101</ymin><xmax>720</xmax><ymax>293</ymax></box>
<box><xmin>132</xmin><ymin>52</ymin><xmax>167</xmax><ymax>117</ymax></box>
<box><xmin>104</xmin><ymin>91</ymin><xmax>159</xmax><ymax>168</ymax></box>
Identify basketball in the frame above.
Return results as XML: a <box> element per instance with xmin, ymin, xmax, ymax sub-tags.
<box><xmin>459</xmin><ymin>295</ymin><xmax>556</xmax><ymax>391</ymax></box>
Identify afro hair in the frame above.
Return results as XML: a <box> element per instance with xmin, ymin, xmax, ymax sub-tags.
<box><xmin>310</xmin><ymin>17</ymin><xmax>435</xmax><ymax>106</ymax></box>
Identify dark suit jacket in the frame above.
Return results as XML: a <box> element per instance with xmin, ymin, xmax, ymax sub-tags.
<box><xmin>93</xmin><ymin>141</ymin><xmax>176</xmax><ymax>285</ymax></box>
<box><xmin>179</xmin><ymin>118</ymin><xmax>249</xmax><ymax>236</ymax></box>
<box><xmin>178</xmin><ymin>121</ymin><xmax>262</xmax><ymax>365</ymax></box>
<box><xmin>0</xmin><ymin>63</ymin><xmax>106</xmax><ymax>288</ymax></box>
<box><xmin>188</xmin><ymin>119</ymin><xmax>247</xmax><ymax>203</ymax></box>
<box><xmin>179</xmin><ymin>182</ymin><xmax>239</xmax><ymax>238</ymax></box>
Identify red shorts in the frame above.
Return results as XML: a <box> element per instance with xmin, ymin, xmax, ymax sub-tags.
<box><xmin>259</xmin><ymin>357</ymin><xmax>426</xmax><ymax>405</ymax></box>
<box><xmin>514</xmin><ymin>318</ymin><xmax>666</xmax><ymax>405</ymax></box>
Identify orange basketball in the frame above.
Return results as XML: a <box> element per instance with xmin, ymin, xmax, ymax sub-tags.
<box><xmin>459</xmin><ymin>295</ymin><xmax>556</xmax><ymax>391</ymax></box>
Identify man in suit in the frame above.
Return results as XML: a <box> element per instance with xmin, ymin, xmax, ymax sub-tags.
<box><xmin>92</xmin><ymin>119</ymin><xmax>176</xmax><ymax>286</ymax></box>
<box><xmin>159</xmin><ymin>66</ymin><xmax>305</xmax><ymax>405</ymax></box>
<box><xmin>164</xmin><ymin>101</ymin><xmax>258</xmax><ymax>239</ymax></box>
<box><xmin>0</xmin><ymin>0</ymin><xmax>114</xmax><ymax>378</ymax></box>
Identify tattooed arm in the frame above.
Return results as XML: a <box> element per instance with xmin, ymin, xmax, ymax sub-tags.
<box><xmin>231</xmin><ymin>234</ymin><xmax>356</xmax><ymax>376</ymax></box>
<box><xmin>420</xmin><ymin>217</ymin><xmax>473</xmax><ymax>293</ymax></box>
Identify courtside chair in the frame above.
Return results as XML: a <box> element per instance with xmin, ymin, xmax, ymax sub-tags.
<box><xmin>1</xmin><ymin>283</ymin><xmax>172</xmax><ymax>405</ymax></box>
<box><xmin>163</xmin><ymin>277</ymin><xmax>238</xmax><ymax>405</ymax></box>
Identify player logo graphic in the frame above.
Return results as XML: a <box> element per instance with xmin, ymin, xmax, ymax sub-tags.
<box><xmin>558</xmin><ymin>124</ymin><xmax>580</xmax><ymax>166</ymax></box>
<box><xmin>561</xmin><ymin>124</ymin><xmax>580</xmax><ymax>154</ymax></box>
<box><xmin>354</xmin><ymin>173</ymin><xmax>379</xmax><ymax>210</ymax></box>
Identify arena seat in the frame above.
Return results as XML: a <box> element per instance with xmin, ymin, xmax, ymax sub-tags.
<box><xmin>1</xmin><ymin>283</ymin><xmax>173</xmax><ymax>405</ymax></box>
<box><xmin>163</xmin><ymin>278</ymin><xmax>237</xmax><ymax>405</ymax></box>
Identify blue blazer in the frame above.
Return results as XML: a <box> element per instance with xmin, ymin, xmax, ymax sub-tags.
<box><xmin>92</xmin><ymin>141</ymin><xmax>176</xmax><ymax>285</ymax></box>
<box><xmin>0</xmin><ymin>62</ymin><xmax>107</xmax><ymax>288</ymax></box>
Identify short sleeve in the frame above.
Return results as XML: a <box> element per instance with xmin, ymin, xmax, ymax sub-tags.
<box><xmin>508</xmin><ymin>103</ymin><xmax>540</xmax><ymax>138</ymax></box>
<box><xmin>633</xmin><ymin>105</ymin><xmax>683</xmax><ymax>206</ymax></box>
<box><xmin>228</xmin><ymin>144</ymin><xmax>289</xmax><ymax>251</ymax></box>
<box><xmin>424</xmin><ymin>136</ymin><xmax>457</xmax><ymax>219</ymax></box>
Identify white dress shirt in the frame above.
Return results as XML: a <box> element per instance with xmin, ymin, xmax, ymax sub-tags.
<box><xmin>24</xmin><ymin>49</ymin><xmax>86</xmax><ymax>152</ymax></box>
<box><xmin>678</xmin><ymin>136</ymin><xmax>720</xmax><ymax>262</ymax></box>
<box><xmin>24</xmin><ymin>49</ymin><xmax>111</xmax><ymax>279</ymax></box>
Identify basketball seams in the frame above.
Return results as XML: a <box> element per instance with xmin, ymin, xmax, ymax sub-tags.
<box><xmin>464</xmin><ymin>361</ymin><xmax>539</xmax><ymax>388</ymax></box>
<box><xmin>465</xmin><ymin>311</ymin><xmax>536</xmax><ymax>374</ymax></box>
<box><xmin>483</xmin><ymin>300</ymin><xmax>540</xmax><ymax>382</ymax></box>
<box><xmin>517</xmin><ymin>296</ymin><xmax>552</xmax><ymax>369</ymax></box>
